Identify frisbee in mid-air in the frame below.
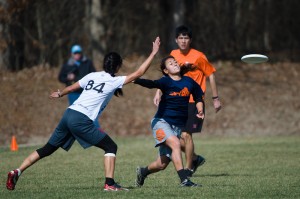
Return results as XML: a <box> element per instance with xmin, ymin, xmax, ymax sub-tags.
<box><xmin>241</xmin><ymin>54</ymin><xmax>268</xmax><ymax>64</ymax></box>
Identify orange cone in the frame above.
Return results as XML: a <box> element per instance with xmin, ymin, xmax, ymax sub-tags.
<box><xmin>10</xmin><ymin>136</ymin><xmax>18</xmax><ymax>151</ymax></box>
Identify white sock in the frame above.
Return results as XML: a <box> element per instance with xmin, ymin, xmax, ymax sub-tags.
<box><xmin>16</xmin><ymin>169</ymin><xmax>21</xmax><ymax>176</ymax></box>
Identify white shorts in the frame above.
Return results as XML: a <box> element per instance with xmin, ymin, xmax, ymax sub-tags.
<box><xmin>151</xmin><ymin>118</ymin><xmax>181</xmax><ymax>159</ymax></box>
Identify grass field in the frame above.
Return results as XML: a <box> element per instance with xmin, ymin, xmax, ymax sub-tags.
<box><xmin>1</xmin><ymin>135</ymin><xmax>300</xmax><ymax>199</ymax></box>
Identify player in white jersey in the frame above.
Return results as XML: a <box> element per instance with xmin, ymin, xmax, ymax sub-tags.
<box><xmin>6</xmin><ymin>37</ymin><xmax>160</xmax><ymax>192</ymax></box>
<box><xmin>69</xmin><ymin>71</ymin><xmax>127</xmax><ymax>120</ymax></box>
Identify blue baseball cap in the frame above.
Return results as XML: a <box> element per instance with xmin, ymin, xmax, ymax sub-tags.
<box><xmin>71</xmin><ymin>45</ymin><xmax>82</xmax><ymax>54</ymax></box>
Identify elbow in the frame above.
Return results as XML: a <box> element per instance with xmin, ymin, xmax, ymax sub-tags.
<box><xmin>209</xmin><ymin>73</ymin><xmax>215</xmax><ymax>81</ymax></box>
<box><xmin>135</xmin><ymin>70</ymin><xmax>145</xmax><ymax>78</ymax></box>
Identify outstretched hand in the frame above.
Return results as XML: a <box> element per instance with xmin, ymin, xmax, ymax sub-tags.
<box><xmin>49</xmin><ymin>89</ymin><xmax>61</xmax><ymax>99</ymax></box>
<box><xmin>152</xmin><ymin>37</ymin><xmax>160</xmax><ymax>55</ymax></box>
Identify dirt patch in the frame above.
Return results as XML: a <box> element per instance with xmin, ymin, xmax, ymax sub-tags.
<box><xmin>1</xmin><ymin>59</ymin><xmax>299</xmax><ymax>146</ymax></box>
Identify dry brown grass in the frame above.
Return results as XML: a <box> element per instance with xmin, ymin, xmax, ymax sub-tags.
<box><xmin>1</xmin><ymin>58</ymin><xmax>299</xmax><ymax>146</ymax></box>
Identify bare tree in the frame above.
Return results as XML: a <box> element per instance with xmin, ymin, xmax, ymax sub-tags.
<box><xmin>159</xmin><ymin>0</ymin><xmax>186</xmax><ymax>52</ymax></box>
<box><xmin>0</xmin><ymin>0</ymin><xmax>8</xmax><ymax>70</ymax></box>
<box><xmin>1</xmin><ymin>0</ymin><xmax>300</xmax><ymax>71</ymax></box>
<box><xmin>87</xmin><ymin>0</ymin><xmax>106</xmax><ymax>67</ymax></box>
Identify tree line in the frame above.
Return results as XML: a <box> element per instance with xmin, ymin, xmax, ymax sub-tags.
<box><xmin>0</xmin><ymin>0</ymin><xmax>299</xmax><ymax>70</ymax></box>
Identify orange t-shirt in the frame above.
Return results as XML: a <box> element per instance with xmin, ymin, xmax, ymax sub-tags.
<box><xmin>170</xmin><ymin>48</ymin><xmax>216</xmax><ymax>102</ymax></box>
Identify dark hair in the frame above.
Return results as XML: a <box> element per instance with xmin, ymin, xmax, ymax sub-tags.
<box><xmin>160</xmin><ymin>55</ymin><xmax>174</xmax><ymax>76</ymax></box>
<box><xmin>175</xmin><ymin>25</ymin><xmax>192</xmax><ymax>39</ymax></box>
<box><xmin>103</xmin><ymin>52</ymin><xmax>123</xmax><ymax>97</ymax></box>
<box><xmin>160</xmin><ymin>55</ymin><xmax>194</xmax><ymax>77</ymax></box>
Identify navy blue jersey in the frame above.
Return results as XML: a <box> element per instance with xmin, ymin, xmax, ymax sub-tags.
<box><xmin>134</xmin><ymin>76</ymin><xmax>203</xmax><ymax>127</ymax></box>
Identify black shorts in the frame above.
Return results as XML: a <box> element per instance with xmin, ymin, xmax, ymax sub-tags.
<box><xmin>48</xmin><ymin>109</ymin><xmax>106</xmax><ymax>151</ymax></box>
<box><xmin>181</xmin><ymin>103</ymin><xmax>205</xmax><ymax>133</ymax></box>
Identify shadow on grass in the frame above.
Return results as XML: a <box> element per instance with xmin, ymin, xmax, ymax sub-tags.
<box><xmin>193</xmin><ymin>173</ymin><xmax>252</xmax><ymax>177</ymax></box>
<box><xmin>125</xmin><ymin>186</ymin><xmax>140</xmax><ymax>190</ymax></box>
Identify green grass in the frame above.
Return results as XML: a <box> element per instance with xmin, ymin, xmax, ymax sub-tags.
<box><xmin>1</xmin><ymin>135</ymin><xmax>300</xmax><ymax>199</ymax></box>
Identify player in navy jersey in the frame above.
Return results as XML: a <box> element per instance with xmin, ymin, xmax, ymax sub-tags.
<box><xmin>134</xmin><ymin>55</ymin><xmax>204</xmax><ymax>187</ymax></box>
<box><xmin>6</xmin><ymin>37</ymin><xmax>160</xmax><ymax>192</ymax></box>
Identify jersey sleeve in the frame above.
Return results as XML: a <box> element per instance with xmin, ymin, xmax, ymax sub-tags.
<box><xmin>170</xmin><ymin>50</ymin><xmax>176</xmax><ymax>57</ymax></box>
<box><xmin>134</xmin><ymin>78</ymin><xmax>161</xmax><ymax>89</ymax></box>
<box><xmin>195</xmin><ymin>58</ymin><xmax>216</xmax><ymax>76</ymax></box>
<box><xmin>116</xmin><ymin>76</ymin><xmax>126</xmax><ymax>88</ymax></box>
<box><xmin>78</xmin><ymin>73</ymin><xmax>92</xmax><ymax>88</ymax></box>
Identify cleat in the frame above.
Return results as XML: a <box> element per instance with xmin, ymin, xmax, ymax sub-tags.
<box><xmin>135</xmin><ymin>166</ymin><xmax>146</xmax><ymax>187</ymax></box>
<box><xmin>6</xmin><ymin>170</ymin><xmax>19</xmax><ymax>190</ymax></box>
<box><xmin>192</xmin><ymin>155</ymin><xmax>206</xmax><ymax>174</ymax></box>
<box><xmin>104</xmin><ymin>183</ymin><xmax>129</xmax><ymax>191</ymax></box>
<box><xmin>185</xmin><ymin>168</ymin><xmax>194</xmax><ymax>177</ymax></box>
<box><xmin>180</xmin><ymin>179</ymin><xmax>200</xmax><ymax>187</ymax></box>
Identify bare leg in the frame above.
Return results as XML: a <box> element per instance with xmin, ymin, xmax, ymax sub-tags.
<box><xmin>104</xmin><ymin>156</ymin><xmax>115</xmax><ymax>178</ymax></box>
<box><xmin>181</xmin><ymin>132</ymin><xmax>194</xmax><ymax>169</ymax></box>
<box><xmin>180</xmin><ymin>137</ymin><xmax>198</xmax><ymax>164</ymax></box>
<box><xmin>147</xmin><ymin>155</ymin><xmax>170</xmax><ymax>173</ymax></box>
<box><xmin>19</xmin><ymin>151</ymin><xmax>41</xmax><ymax>172</ymax></box>
<box><xmin>136</xmin><ymin>136</ymin><xmax>189</xmax><ymax>187</ymax></box>
<box><xmin>147</xmin><ymin>135</ymin><xmax>183</xmax><ymax>172</ymax></box>
<box><xmin>165</xmin><ymin>135</ymin><xmax>184</xmax><ymax>171</ymax></box>
<box><xmin>6</xmin><ymin>151</ymin><xmax>41</xmax><ymax>190</ymax></box>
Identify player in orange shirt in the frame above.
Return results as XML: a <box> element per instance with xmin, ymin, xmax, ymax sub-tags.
<box><xmin>154</xmin><ymin>25</ymin><xmax>222</xmax><ymax>176</ymax></box>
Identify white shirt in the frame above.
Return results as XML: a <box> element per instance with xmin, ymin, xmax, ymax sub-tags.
<box><xmin>69</xmin><ymin>71</ymin><xmax>126</xmax><ymax>120</ymax></box>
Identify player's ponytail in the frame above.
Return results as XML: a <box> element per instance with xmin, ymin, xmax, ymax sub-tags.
<box><xmin>103</xmin><ymin>52</ymin><xmax>124</xmax><ymax>97</ymax></box>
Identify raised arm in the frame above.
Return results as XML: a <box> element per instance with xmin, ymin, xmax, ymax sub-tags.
<box><xmin>123</xmin><ymin>37</ymin><xmax>160</xmax><ymax>85</ymax></box>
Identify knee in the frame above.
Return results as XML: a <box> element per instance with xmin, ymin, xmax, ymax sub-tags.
<box><xmin>172</xmin><ymin>140</ymin><xmax>181</xmax><ymax>150</ymax></box>
<box><xmin>181</xmin><ymin>132</ymin><xmax>192</xmax><ymax>142</ymax></box>
<box><xmin>157</xmin><ymin>162</ymin><xmax>168</xmax><ymax>170</ymax></box>
<box><xmin>109</xmin><ymin>142</ymin><xmax>118</xmax><ymax>154</ymax></box>
<box><xmin>167</xmin><ymin>136</ymin><xmax>181</xmax><ymax>150</ymax></box>
<box><xmin>36</xmin><ymin>143</ymin><xmax>58</xmax><ymax>159</ymax></box>
<box><xmin>103</xmin><ymin>141</ymin><xmax>118</xmax><ymax>155</ymax></box>
<box><xmin>96</xmin><ymin>136</ymin><xmax>118</xmax><ymax>155</ymax></box>
<box><xmin>156</xmin><ymin>156</ymin><xmax>170</xmax><ymax>170</ymax></box>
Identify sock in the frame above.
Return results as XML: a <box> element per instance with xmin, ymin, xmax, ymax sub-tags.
<box><xmin>17</xmin><ymin>169</ymin><xmax>21</xmax><ymax>176</ymax></box>
<box><xmin>105</xmin><ymin>177</ymin><xmax>115</xmax><ymax>186</ymax></box>
<box><xmin>177</xmin><ymin>169</ymin><xmax>188</xmax><ymax>182</ymax></box>
<box><xmin>192</xmin><ymin>158</ymin><xmax>198</xmax><ymax>164</ymax></box>
<box><xmin>141</xmin><ymin>166</ymin><xmax>151</xmax><ymax>177</ymax></box>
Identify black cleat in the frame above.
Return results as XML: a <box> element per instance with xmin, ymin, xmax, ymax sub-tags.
<box><xmin>135</xmin><ymin>166</ymin><xmax>147</xmax><ymax>187</ymax></box>
<box><xmin>180</xmin><ymin>179</ymin><xmax>200</xmax><ymax>187</ymax></box>
<box><xmin>192</xmin><ymin>155</ymin><xmax>206</xmax><ymax>174</ymax></box>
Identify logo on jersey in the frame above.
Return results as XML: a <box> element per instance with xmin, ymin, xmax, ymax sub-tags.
<box><xmin>169</xmin><ymin>87</ymin><xmax>190</xmax><ymax>97</ymax></box>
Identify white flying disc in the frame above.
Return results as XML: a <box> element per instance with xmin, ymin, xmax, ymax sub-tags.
<box><xmin>241</xmin><ymin>54</ymin><xmax>268</xmax><ymax>64</ymax></box>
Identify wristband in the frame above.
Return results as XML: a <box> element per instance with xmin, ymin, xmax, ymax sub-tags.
<box><xmin>212</xmin><ymin>96</ymin><xmax>219</xmax><ymax>100</ymax></box>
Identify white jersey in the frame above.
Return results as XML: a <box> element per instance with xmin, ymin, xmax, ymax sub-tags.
<box><xmin>69</xmin><ymin>71</ymin><xmax>126</xmax><ymax>120</ymax></box>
